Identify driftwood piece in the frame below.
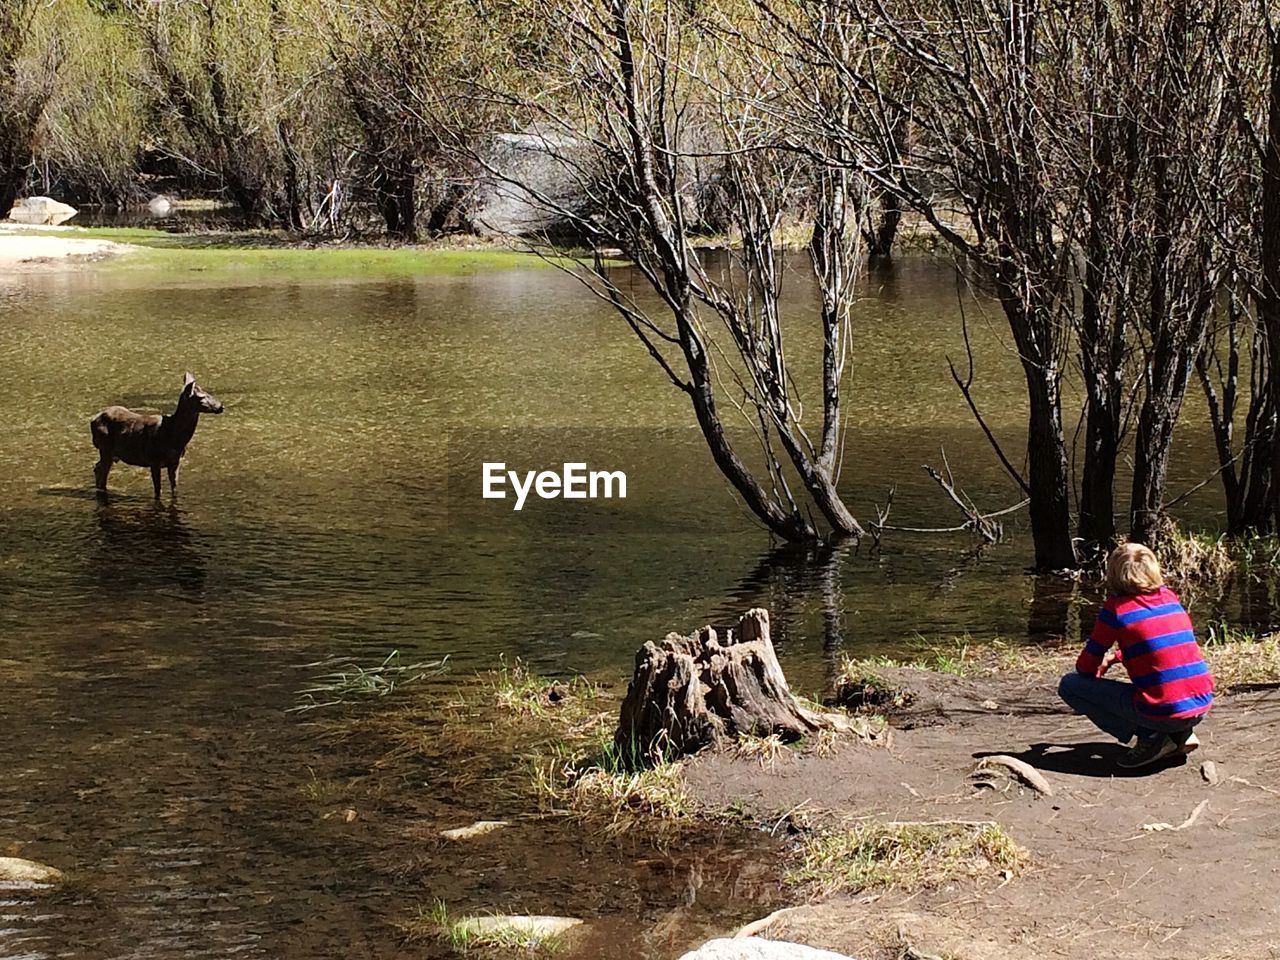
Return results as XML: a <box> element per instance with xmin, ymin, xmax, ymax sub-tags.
<box><xmin>1141</xmin><ymin>798</ymin><xmax>1210</xmax><ymax>833</ymax></box>
<box><xmin>615</xmin><ymin>609</ymin><xmax>829</xmax><ymax>766</ymax></box>
<box><xmin>971</xmin><ymin>755</ymin><xmax>1055</xmax><ymax>797</ymax></box>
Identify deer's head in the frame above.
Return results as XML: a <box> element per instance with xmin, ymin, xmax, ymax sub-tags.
<box><xmin>181</xmin><ymin>371</ymin><xmax>225</xmax><ymax>414</ymax></box>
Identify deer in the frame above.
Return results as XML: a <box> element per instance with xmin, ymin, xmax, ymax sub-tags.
<box><xmin>91</xmin><ymin>372</ymin><xmax>225</xmax><ymax>498</ymax></box>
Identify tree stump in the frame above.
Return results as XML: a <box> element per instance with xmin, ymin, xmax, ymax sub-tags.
<box><xmin>614</xmin><ymin>608</ymin><xmax>829</xmax><ymax>767</ymax></box>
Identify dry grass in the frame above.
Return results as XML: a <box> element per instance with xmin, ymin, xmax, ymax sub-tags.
<box><xmin>530</xmin><ymin>727</ymin><xmax>693</xmax><ymax>831</ymax></box>
<box><xmin>1154</xmin><ymin>526</ymin><xmax>1237</xmax><ymax>592</ymax></box>
<box><xmin>786</xmin><ymin>820</ymin><xmax>1027</xmax><ymax>897</ymax></box>
<box><xmin>838</xmin><ymin>621</ymin><xmax>1280</xmax><ymax>698</ymax></box>
<box><xmin>1202</xmin><ymin>624</ymin><xmax>1280</xmax><ymax>688</ymax></box>
<box><xmin>833</xmin><ymin>640</ymin><xmax>1072</xmax><ymax>711</ymax></box>
<box><xmin>732</xmin><ymin>732</ymin><xmax>788</xmax><ymax>768</ymax></box>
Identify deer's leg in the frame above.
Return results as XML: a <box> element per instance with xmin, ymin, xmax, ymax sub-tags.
<box><xmin>167</xmin><ymin>464</ymin><xmax>179</xmax><ymax>495</ymax></box>
<box><xmin>151</xmin><ymin>466</ymin><xmax>162</xmax><ymax>499</ymax></box>
<box><xmin>94</xmin><ymin>456</ymin><xmax>111</xmax><ymax>492</ymax></box>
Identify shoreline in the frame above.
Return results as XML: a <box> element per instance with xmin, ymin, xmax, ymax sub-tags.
<box><xmin>372</xmin><ymin>643</ymin><xmax>1280</xmax><ymax>959</ymax></box>
<box><xmin>0</xmin><ymin>222</ymin><xmax>580</xmax><ymax>279</ymax></box>
<box><xmin>0</xmin><ymin>226</ymin><xmax>137</xmax><ymax>272</ymax></box>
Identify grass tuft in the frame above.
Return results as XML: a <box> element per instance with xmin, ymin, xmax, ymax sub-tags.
<box><xmin>1153</xmin><ymin>526</ymin><xmax>1237</xmax><ymax>591</ymax></box>
<box><xmin>532</xmin><ymin>729</ymin><xmax>692</xmax><ymax>830</ymax></box>
<box><xmin>832</xmin><ymin>658</ymin><xmax>915</xmax><ymax>712</ymax></box>
<box><xmin>786</xmin><ymin>820</ymin><xmax>1027</xmax><ymax>896</ymax></box>
<box><xmin>289</xmin><ymin>650</ymin><xmax>448</xmax><ymax>712</ymax></box>
<box><xmin>487</xmin><ymin>657</ymin><xmax>600</xmax><ymax>721</ymax></box>
<box><xmin>731</xmin><ymin>732</ymin><xmax>787</xmax><ymax>768</ymax></box>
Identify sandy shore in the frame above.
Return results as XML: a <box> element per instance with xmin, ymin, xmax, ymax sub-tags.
<box><xmin>0</xmin><ymin>226</ymin><xmax>135</xmax><ymax>271</ymax></box>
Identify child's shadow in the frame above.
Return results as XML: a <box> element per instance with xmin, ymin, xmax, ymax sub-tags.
<box><xmin>975</xmin><ymin>742</ymin><xmax>1188</xmax><ymax>778</ymax></box>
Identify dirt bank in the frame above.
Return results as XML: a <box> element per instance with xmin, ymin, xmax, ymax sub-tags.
<box><xmin>0</xmin><ymin>227</ymin><xmax>135</xmax><ymax>271</ymax></box>
<box><xmin>684</xmin><ymin>664</ymin><xmax>1280</xmax><ymax>960</ymax></box>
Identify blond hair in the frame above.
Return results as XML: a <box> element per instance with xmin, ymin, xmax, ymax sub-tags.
<box><xmin>1106</xmin><ymin>543</ymin><xmax>1164</xmax><ymax>596</ymax></box>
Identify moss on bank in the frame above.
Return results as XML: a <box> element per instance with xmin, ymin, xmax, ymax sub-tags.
<box><xmin>11</xmin><ymin>225</ymin><xmax>572</xmax><ymax>277</ymax></box>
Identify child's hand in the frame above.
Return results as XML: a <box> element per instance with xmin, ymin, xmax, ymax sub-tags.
<box><xmin>1097</xmin><ymin>650</ymin><xmax>1120</xmax><ymax>677</ymax></box>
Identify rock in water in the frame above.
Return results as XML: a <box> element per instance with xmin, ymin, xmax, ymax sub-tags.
<box><xmin>678</xmin><ymin>939</ymin><xmax>856</xmax><ymax>960</ymax></box>
<box><xmin>146</xmin><ymin>196</ymin><xmax>173</xmax><ymax>217</ymax></box>
<box><xmin>454</xmin><ymin>915</ymin><xmax>582</xmax><ymax>940</ymax></box>
<box><xmin>440</xmin><ymin>820</ymin><xmax>510</xmax><ymax>840</ymax></box>
<box><xmin>615</xmin><ymin>608</ymin><xmax>829</xmax><ymax>766</ymax></box>
<box><xmin>0</xmin><ymin>856</ymin><xmax>64</xmax><ymax>884</ymax></box>
<box><xmin>6</xmin><ymin>197</ymin><xmax>77</xmax><ymax>226</ymax></box>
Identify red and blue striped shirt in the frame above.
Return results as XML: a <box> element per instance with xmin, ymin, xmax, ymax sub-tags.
<box><xmin>1077</xmin><ymin>586</ymin><xmax>1214</xmax><ymax>721</ymax></box>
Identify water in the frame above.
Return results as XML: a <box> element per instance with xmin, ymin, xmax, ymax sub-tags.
<box><xmin>0</xmin><ymin>253</ymin><xmax>1250</xmax><ymax>958</ymax></box>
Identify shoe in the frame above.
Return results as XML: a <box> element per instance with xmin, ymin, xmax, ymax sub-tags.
<box><xmin>1173</xmin><ymin>730</ymin><xmax>1200</xmax><ymax>755</ymax></box>
<box><xmin>1117</xmin><ymin>735</ymin><xmax>1178</xmax><ymax>769</ymax></box>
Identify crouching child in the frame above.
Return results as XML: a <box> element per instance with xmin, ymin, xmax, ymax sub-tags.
<box><xmin>1059</xmin><ymin>543</ymin><xmax>1214</xmax><ymax>769</ymax></box>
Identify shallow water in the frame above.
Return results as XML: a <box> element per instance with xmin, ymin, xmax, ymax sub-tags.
<box><xmin>0</xmin><ymin>253</ymin><xmax>1253</xmax><ymax>958</ymax></box>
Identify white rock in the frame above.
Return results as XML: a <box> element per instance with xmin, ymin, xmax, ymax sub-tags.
<box><xmin>455</xmin><ymin>915</ymin><xmax>582</xmax><ymax>940</ymax></box>
<box><xmin>146</xmin><ymin>195</ymin><xmax>173</xmax><ymax>217</ymax></box>
<box><xmin>471</xmin><ymin>132</ymin><xmax>588</xmax><ymax>237</ymax></box>
<box><xmin>6</xmin><ymin>197</ymin><xmax>78</xmax><ymax>226</ymax></box>
<box><xmin>678</xmin><ymin>939</ymin><xmax>857</xmax><ymax>960</ymax></box>
<box><xmin>0</xmin><ymin>856</ymin><xmax>64</xmax><ymax>884</ymax></box>
<box><xmin>440</xmin><ymin>819</ymin><xmax>510</xmax><ymax>840</ymax></box>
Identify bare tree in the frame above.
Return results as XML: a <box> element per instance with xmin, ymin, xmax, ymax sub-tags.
<box><xmin>757</xmin><ymin>0</ymin><xmax>1078</xmax><ymax>568</ymax></box>
<box><xmin>435</xmin><ymin>0</ymin><xmax>870</xmax><ymax>541</ymax></box>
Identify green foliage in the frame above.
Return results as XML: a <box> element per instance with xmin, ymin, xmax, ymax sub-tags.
<box><xmin>35</xmin><ymin>1</ymin><xmax>148</xmax><ymax>203</ymax></box>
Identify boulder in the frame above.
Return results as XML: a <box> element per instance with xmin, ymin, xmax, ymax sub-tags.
<box><xmin>469</xmin><ymin>132</ymin><xmax>591</xmax><ymax>237</ymax></box>
<box><xmin>678</xmin><ymin>939</ymin><xmax>856</xmax><ymax>960</ymax></box>
<box><xmin>6</xmin><ymin>197</ymin><xmax>77</xmax><ymax>226</ymax></box>
<box><xmin>146</xmin><ymin>195</ymin><xmax>173</xmax><ymax>217</ymax></box>
<box><xmin>0</xmin><ymin>856</ymin><xmax>64</xmax><ymax>884</ymax></box>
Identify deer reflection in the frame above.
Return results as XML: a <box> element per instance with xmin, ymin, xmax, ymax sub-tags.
<box><xmin>93</xmin><ymin>501</ymin><xmax>206</xmax><ymax>594</ymax></box>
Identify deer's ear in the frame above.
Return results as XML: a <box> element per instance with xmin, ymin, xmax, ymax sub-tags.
<box><xmin>183</xmin><ymin>371</ymin><xmax>195</xmax><ymax>389</ymax></box>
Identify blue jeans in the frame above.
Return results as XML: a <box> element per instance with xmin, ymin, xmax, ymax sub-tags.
<box><xmin>1058</xmin><ymin>673</ymin><xmax>1201</xmax><ymax>743</ymax></box>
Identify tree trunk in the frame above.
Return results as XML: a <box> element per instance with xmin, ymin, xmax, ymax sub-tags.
<box><xmin>0</xmin><ymin>167</ymin><xmax>24</xmax><ymax>218</ymax></box>
<box><xmin>1263</xmin><ymin>26</ymin><xmax>1280</xmax><ymax>528</ymax></box>
<box><xmin>1130</xmin><ymin>326</ymin><xmax>1199</xmax><ymax>543</ymax></box>
<box><xmin>1078</xmin><ymin>392</ymin><xmax>1119</xmax><ymax>553</ymax></box>
<box><xmin>1076</xmin><ymin>166</ymin><xmax>1126</xmax><ymax>554</ymax></box>
<box><xmin>1025</xmin><ymin>375</ymin><xmax>1077</xmax><ymax>569</ymax></box>
<box><xmin>379</xmin><ymin>160</ymin><xmax>417</xmax><ymax>242</ymax></box>
<box><xmin>614</xmin><ymin>608</ymin><xmax>829</xmax><ymax>768</ymax></box>
<box><xmin>683</xmin><ymin>347</ymin><xmax>816</xmax><ymax>541</ymax></box>
<box><xmin>866</xmin><ymin>189</ymin><xmax>900</xmax><ymax>259</ymax></box>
